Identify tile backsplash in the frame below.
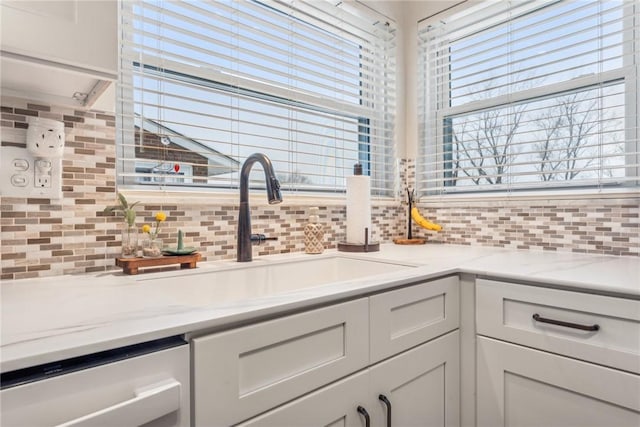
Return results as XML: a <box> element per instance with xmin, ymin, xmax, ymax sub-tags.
<box><xmin>1</xmin><ymin>97</ymin><xmax>638</xmax><ymax>280</ymax></box>
<box><xmin>0</xmin><ymin>97</ymin><xmax>404</xmax><ymax>280</ymax></box>
<box><xmin>411</xmin><ymin>199</ymin><xmax>639</xmax><ymax>256</ymax></box>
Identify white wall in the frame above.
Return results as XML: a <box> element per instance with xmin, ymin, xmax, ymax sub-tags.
<box><xmin>361</xmin><ymin>1</ymin><xmax>465</xmax><ymax>159</ymax></box>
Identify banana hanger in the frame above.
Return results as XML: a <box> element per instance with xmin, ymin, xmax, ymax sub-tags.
<box><xmin>407</xmin><ymin>188</ymin><xmax>415</xmax><ymax>240</ymax></box>
<box><xmin>392</xmin><ymin>188</ymin><xmax>426</xmax><ymax>245</ymax></box>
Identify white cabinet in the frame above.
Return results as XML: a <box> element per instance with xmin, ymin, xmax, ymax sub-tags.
<box><xmin>236</xmin><ymin>370</ymin><xmax>370</xmax><ymax>427</ymax></box>
<box><xmin>477</xmin><ymin>337</ymin><xmax>640</xmax><ymax>427</ymax></box>
<box><xmin>476</xmin><ymin>279</ymin><xmax>640</xmax><ymax>427</ymax></box>
<box><xmin>370</xmin><ymin>276</ymin><xmax>459</xmax><ymax>363</ymax></box>
<box><xmin>1</xmin><ymin>1</ymin><xmax>117</xmax><ymax>76</ymax></box>
<box><xmin>476</xmin><ymin>278</ymin><xmax>640</xmax><ymax>373</ymax></box>
<box><xmin>193</xmin><ymin>299</ymin><xmax>370</xmax><ymax>426</ymax></box>
<box><xmin>237</xmin><ymin>331</ymin><xmax>460</xmax><ymax>427</ymax></box>
<box><xmin>193</xmin><ymin>276</ymin><xmax>461</xmax><ymax>427</ymax></box>
<box><xmin>0</xmin><ymin>1</ymin><xmax>117</xmax><ymax>108</ymax></box>
<box><xmin>369</xmin><ymin>331</ymin><xmax>460</xmax><ymax>427</ymax></box>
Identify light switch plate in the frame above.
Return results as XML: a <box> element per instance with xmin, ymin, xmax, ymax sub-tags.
<box><xmin>0</xmin><ymin>146</ymin><xmax>62</xmax><ymax>199</ymax></box>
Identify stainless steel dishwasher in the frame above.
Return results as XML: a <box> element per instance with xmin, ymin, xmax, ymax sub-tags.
<box><xmin>0</xmin><ymin>336</ymin><xmax>190</xmax><ymax>427</ymax></box>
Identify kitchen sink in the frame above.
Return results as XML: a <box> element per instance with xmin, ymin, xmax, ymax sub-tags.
<box><xmin>135</xmin><ymin>256</ymin><xmax>415</xmax><ymax>305</ymax></box>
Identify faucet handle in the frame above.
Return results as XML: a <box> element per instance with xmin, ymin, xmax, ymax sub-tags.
<box><xmin>250</xmin><ymin>234</ymin><xmax>278</xmax><ymax>245</ymax></box>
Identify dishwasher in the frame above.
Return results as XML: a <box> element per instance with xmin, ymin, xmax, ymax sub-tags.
<box><xmin>0</xmin><ymin>336</ymin><xmax>190</xmax><ymax>427</ymax></box>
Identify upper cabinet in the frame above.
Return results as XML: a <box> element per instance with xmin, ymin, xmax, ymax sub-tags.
<box><xmin>0</xmin><ymin>1</ymin><xmax>117</xmax><ymax>109</ymax></box>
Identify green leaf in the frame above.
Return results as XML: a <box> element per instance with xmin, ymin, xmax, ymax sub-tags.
<box><xmin>125</xmin><ymin>209</ymin><xmax>136</xmax><ymax>226</ymax></box>
<box><xmin>117</xmin><ymin>192</ymin><xmax>128</xmax><ymax>209</ymax></box>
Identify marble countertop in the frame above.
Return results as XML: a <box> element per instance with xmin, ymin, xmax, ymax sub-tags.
<box><xmin>2</xmin><ymin>244</ymin><xmax>639</xmax><ymax>373</ymax></box>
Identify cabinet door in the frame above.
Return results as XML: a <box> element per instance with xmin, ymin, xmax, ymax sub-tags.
<box><xmin>369</xmin><ymin>331</ymin><xmax>460</xmax><ymax>427</ymax></box>
<box><xmin>236</xmin><ymin>371</ymin><xmax>372</xmax><ymax>427</ymax></box>
<box><xmin>1</xmin><ymin>0</ymin><xmax>117</xmax><ymax>76</ymax></box>
<box><xmin>370</xmin><ymin>276</ymin><xmax>459</xmax><ymax>363</ymax></box>
<box><xmin>477</xmin><ymin>336</ymin><xmax>640</xmax><ymax>427</ymax></box>
<box><xmin>193</xmin><ymin>298</ymin><xmax>369</xmax><ymax>426</ymax></box>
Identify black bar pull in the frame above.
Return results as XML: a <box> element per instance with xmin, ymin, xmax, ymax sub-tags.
<box><xmin>532</xmin><ymin>313</ymin><xmax>600</xmax><ymax>331</ymax></box>
<box><xmin>357</xmin><ymin>406</ymin><xmax>371</xmax><ymax>427</ymax></box>
<box><xmin>379</xmin><ymin>394</ymin><xmax>392</xmax><ymax>427</ymax></box>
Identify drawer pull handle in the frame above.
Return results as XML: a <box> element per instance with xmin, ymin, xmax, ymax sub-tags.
<box><xmin>379</xmin><ymin>394</ymin><xmax>392</xmax><ymax>427</ymax></box>
<box><xmin>357</xmin><ymin>406</ymin><xmax>371</xmax><ymax>427</ymax></box>
<box><xmin>532</xmin><ymin>313</ymin><xmax>600</xmax><ymax>331</ymax></box>
<box><xmin>54</xmin><ymin>379</ymin><xmax>181</xmax><ymax>427</ymax></box>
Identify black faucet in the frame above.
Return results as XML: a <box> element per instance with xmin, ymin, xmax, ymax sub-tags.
<box><xmin>237</xmin><ymin>153</ymin><xmax>283</xmax><ymax>262</ymax></box>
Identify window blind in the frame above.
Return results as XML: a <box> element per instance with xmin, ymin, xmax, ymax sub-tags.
<box><xmin>118</xmin><ymin>0</ymin><xmax>396</xmax><ymax>196</ymax></box>
<box><xmin>417</xmin><ymin>0</ymin><xmax>639</xmax><ymax>196</ymax></box>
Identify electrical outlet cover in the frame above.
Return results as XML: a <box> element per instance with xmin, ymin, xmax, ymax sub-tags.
<box><xmin>0</xmin><ymin>146</ymin><xmax>62</xmax><ymax>199</ymax></box>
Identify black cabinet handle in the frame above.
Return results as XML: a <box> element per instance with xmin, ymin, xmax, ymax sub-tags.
<box><xmin>357</xmin><ymin>406</ymin><xmax>370</xmax><ymax>427</ymax></box>
<box><xmin>532</xmin><ymin>313</ymin><xmax>599</xmax><ymax>331</ymax></box>
<box><xmin>379</xmin><ymin>394</ymin><xmax>392</xmax><ymax>427</ymax></box>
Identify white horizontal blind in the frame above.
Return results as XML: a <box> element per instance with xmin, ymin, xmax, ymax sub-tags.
<box><xmin>118</xmin><ymin>0</ymin><xmax>396</xmax><ymax>196</ymax></box>
<box><xmin>417</xmin><ymin>0</ymin><xmax>639</xmax><ymax>196</ymax></box>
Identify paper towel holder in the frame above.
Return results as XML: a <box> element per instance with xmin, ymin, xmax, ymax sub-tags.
<box><xmin>337</xmin><ymin>227</ymin><xmax>380</xmax><ymax>253</ymax></box>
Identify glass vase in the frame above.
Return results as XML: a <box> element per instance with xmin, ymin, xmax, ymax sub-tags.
<box><xmin>121</xmin><ymin>226</ymin><xmax>139</xmax><ymax>258</ymax></box>
<box><xmin>142</xmin><ymin>236</ymin><xmax>163</xmax><ymax>258</ymax></box>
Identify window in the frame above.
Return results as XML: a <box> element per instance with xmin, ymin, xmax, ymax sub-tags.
<box><xmin>118</xmin><ymin>0</ymin><xmax>396</xmax><ymax>196</ymax></box>
<box><xmin>417</xmin><ymin>0</ymin><xmax>639</xmax><ymax>196</ymax></box>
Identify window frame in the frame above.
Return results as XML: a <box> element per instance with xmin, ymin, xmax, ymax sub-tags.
<box><xmin>121</xmin><ymin>63</ymin><xmax>372</xmax><ymax>193</ymax></box>
<box><xmin>419</xmin><ymin>0</ymin><xmax>639</xmax><ymax>197</ymax></box>
<box><xmin>116</xmin><ymin>0</ymin><xmax>396</xmax><ymax>197</ymax></box>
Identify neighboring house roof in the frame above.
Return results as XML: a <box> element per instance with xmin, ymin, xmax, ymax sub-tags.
<box><xmin>136</xmin><ymin>114</ymin><xmax>239</xmax><ymax>176</ymax></box>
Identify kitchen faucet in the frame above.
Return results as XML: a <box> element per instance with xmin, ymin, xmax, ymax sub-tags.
<box><xmin>237</xmin><ymin>153</ymin><xmax>283</xmax><ymax>262</ymax></box>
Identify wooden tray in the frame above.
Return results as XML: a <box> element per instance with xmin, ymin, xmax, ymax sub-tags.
<box><xmin>116</xmin><ymin>253</ymin><xmax>201</xmax><ymax>275</ymax></box>
<box><xmin>393</xmin><ymin>238</ymin><xmax>426</xmax><ymax>245</ymax></box>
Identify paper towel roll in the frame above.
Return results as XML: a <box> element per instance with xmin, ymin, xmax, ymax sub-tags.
<box><xmin>346</xmin><ymin>174</ymin><xmax>372</xmax><ymax>244</ymax></box>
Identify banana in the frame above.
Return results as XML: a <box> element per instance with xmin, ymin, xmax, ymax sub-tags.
<box><xmin>411</xmin><ymin>207</ymin><xmax>442</xmax><ymax>231</ymax></box>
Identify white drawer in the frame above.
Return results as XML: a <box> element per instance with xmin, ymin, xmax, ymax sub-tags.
<box><xmin>370</xmin><ymin>275</ymin><xmax>459</xmax><ymax>363</ymax></box>
<box><xmin>476</xmin><ymin>279</ymin><xmax>640</xmax><ymax>373</ymax></box>
<box><xmin>193</xmin><ymin>298</ymin><xmax>369</xmax><ymax>426</ymax></box>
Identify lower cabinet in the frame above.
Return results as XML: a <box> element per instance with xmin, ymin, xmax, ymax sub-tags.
<box><xmin>236</xmin><ymin>371</ymin><xmax>369</xmax><ymax>427</ymax></box>
<box><xmin>369</xmin><ymin>331</ymin><xmax>460</xmax><ymax>427</ymax></box>
<box><xmin>238</xmin><ymin>331</ymin><xmax>460</xmax><ymax>427</ymax></box>
<box><xmin>193</xmin><ymin>276</ymin><xmax>461</xmax><ymax>426</ymax></box>
<box><xmin>476</xmin><ymin>279</ymin><xmax>640</xmax><ymax>427</ymax></box>
<box><xmin>193</xmin><ymin>299</ymin><xmax>369</xmax><ymax>426</ymax></box>
<box><xmin>477</xmin><ymin>337</ymin><xmax>640</xmax><ymax>427</ymax></box>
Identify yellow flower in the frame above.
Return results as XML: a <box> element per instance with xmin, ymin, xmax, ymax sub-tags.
<box><xmin>143</xmin><ymin>212</ymin><xmax>167</xmax><ymax>238</ymax></box>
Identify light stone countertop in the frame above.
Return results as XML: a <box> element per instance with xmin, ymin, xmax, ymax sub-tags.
<box><xmin>1</xmin><ymin>244</ymin><xmax>639</xmax><ymax>373</ymax></box>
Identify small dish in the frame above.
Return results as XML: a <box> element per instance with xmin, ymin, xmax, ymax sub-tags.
<box><xmin>162</xmin><ymin>247</ymin><xmax>197</xmax><ymax>256</ymax></box>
